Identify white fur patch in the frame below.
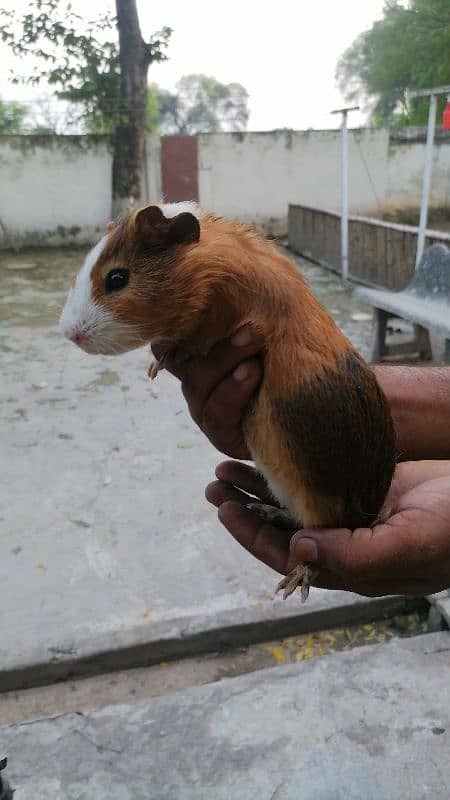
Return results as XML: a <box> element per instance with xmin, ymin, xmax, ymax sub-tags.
<box><xmin>60</xmin><ymin>233</ymin><xmax>149</xmax><ymax>355</ymax></box>
<box><xmin>59</xmin><ymin>236</ymin><xmax>111</xmax><ymax>343</ymax></box>
<box><xmin>158</xmin><ymin>201</ymin><xmax>200</xmax><ymax>219</ymax></box>
<box><xmin>253</xmin><ymin>458</ymin><xmax>297</xmax><ymax>520</ymax></box>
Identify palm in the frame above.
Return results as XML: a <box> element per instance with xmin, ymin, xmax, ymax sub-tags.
<box><xmin>207</xmin><ymin>460</ymin><xmax>450</xmax><ymax>597</ymax></box>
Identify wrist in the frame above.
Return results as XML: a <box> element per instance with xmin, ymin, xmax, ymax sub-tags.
<box><xmin>373</xmin><ymin>365</ymin><xmax>450</xmax><ymax>460</ymax></box>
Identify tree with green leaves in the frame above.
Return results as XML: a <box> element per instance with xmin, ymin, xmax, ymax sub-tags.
<box><xmin>0</xmin><ymin>97</ymin><xmax>27</xmax><ymax>133</ymax></box>
<box><xmin>0</xmin><ymin>0</ymin><xmax>172</xmax><ymax>213</ymax></box>
<box><xmin>147</xmin><ymin>74</ymin><xmax>249</xmax><ymax>134</ymax></box>
<box><xmin>113</xmin><ymin>0</ymin><xmax>171</xmax><ymax>214</ymax></box>
<box><xmin>336</xmin><ymin>0</ymin><xmax>450</xmax><ymax>127</ymax></box>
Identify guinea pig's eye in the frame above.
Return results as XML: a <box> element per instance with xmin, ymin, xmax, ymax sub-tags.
<box><xmin>105</xmin><ymin>268</ymin><xmax>130</xmax><ymax>293</ymax></box>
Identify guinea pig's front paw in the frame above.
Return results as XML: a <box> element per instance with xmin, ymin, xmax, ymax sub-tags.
<box><xmin>148</xmin><ymin>347</ymin><xmax>191</xmax><ymax>380</ymax></box>
<box><xmin>276</xmin><ymin>564</ymin><xmax>318</xmax><ymax>603</ymax></box>
<box><xmin>148</xmin><ymin>359</ymin><xmax>161</xmax><ymax>380</ymax></box>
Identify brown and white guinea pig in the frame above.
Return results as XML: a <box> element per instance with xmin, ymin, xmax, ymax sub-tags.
<box><xmin>60</xmin><ymin>202</ymin><xmax>396</xmax><ymax>600</ymax></box>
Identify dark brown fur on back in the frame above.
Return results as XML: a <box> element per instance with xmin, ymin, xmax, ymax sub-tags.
<box><xmin>274</xmin><ymin>350</ymin><xmax>396</xmax><ymax>529</ymax></box>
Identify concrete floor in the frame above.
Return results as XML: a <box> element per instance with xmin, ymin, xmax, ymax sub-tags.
<box><xmin>0</xmin><ymin>632</ymin><xmax>449</xmax><ymax>800</ymax></box>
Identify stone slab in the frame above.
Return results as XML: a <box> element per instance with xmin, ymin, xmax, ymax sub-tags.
<box><xmin>0</xmin><ymin>589</ymin><xmax>422</xmax><ymax>692</ymax></box>
<box><xmin>0</xmin><ymin>632</ymin><xmax>449</xmax><ymax>799</ymax></box>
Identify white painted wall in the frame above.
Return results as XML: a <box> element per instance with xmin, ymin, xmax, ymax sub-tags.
<box><xmin>386</xmin><ymin>138</ymin><xmax>450</xmax><ymax>211</ymax></box>
<box><xmin>0</xmin><ymin>129</ymin><xmax>449</xmax><ymax>246</ymax></box>
<box><xmin>0</xmin><ymin>137</ymin><xmax>112</xmax><ymax>245</ymax></box>
<box><xmin>198</xmin><ymin>129</ymin><xmax>390</xmax><ymax>232</ymax></box>
<box><xmin>198</xmin><ymin>130</ymin><xmax>450</xmax><ymax>232</ymax></box>
<box><xmin>144</xmin><ymin>134</ymin><xmax>162</xmax><ymax>206</ymax></box>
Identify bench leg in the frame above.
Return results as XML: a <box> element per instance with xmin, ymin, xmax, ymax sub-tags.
<box><xmin>370</xmin><ymin>316</ymin><xmax>433</xmax><ymax>363</ymax></box>
<box><xmin>413</xmin><ymin>325</ymin><xmax>433</xmax><ymax>361</ymax></box>
<box><xmin>370</xmin><ymin>309</ymin><xmax>389</xmax><ymax>363</ymax></box>
<box><xmin>445</xmin><ymin>340</ymin><xmax>450</xmax><ymax>365</ymax></box>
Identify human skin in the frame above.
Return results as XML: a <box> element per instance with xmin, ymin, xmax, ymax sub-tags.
<box><xmin>152</xmin><ymin>329</ymin><xmax>450</xmax><ymax>596</ymax></box>
<box><xmin>206</xmin><ymin>458</ymin><xmax>450</xmax><ymax>596</ymax></box>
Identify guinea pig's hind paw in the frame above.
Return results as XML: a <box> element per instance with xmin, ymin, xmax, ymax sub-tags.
<box><xmin>246</xmin><ymin>503</ymin><xmax>298</xmax><ymax>531</ymax></box>
<box><xmin>276</xmin><ymin>564</ymin><xmax>318</xmax><ymax>603</ymax></box>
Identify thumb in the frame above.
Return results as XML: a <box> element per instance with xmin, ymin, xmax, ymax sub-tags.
<box><xmin>289</xmin><ymin>525</ymin><xmax>395</xmax><ymax>581</ymax></box>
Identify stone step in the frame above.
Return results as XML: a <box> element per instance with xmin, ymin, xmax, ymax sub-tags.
<box><xmin>0</xmin><ymin>631</ymin><xmax>448</xmax><ymax>799</ymax></box>
<box><xmin>0</xmin><ymin>609</ymin><xmax>428</xmax><ymax>727</ymax></box>
<box><xmin>0</xmin><ymin>592</ymin><xmax>425</xmax><ymax>694</ymax></box>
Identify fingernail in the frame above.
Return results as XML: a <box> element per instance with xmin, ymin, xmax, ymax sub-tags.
<box><xmin>231</xmin><ymin>326</ymin><xmax>252</xmax><ymax>347</ymax></box>
<box><xmin>233</xmin><ymin>363</ymin><xmax>250</xmax><ymax>382</ymax></box>
<box><xmin>290</xmin><ymin>534</ymin><xmax>318</xmax><ymax>563</ymax></box>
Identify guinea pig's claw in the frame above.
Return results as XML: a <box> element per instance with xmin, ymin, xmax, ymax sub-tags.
<box><xmin>275</xmin><ymin>564</ymin><xmax>318</xmax><ymax>603</ymax></box>
<box><xmin>148</xmin><ymin>360</ymin><xmax>160</xmax><ymax>380</ymax></box>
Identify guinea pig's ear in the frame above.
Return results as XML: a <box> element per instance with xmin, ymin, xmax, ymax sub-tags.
<box><xmin>135</xmin><ymin>206</ymin><xmax>200</xmax><ymax>248</ymax></box>
<box><xmin>135</xmin><ymin>205</ymin><xmax>167</xmax><ymax>240</ymax></box>
<box><xmin>167</xmin><ymin>212</ymin><xmax>200</xmax><ymax>245</ymax></box>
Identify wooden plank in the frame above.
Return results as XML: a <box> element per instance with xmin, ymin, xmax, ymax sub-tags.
<box><xmin>288</xmin><ymin>204</ymin><xmax>449</xmax><ymax>289</ymax></box>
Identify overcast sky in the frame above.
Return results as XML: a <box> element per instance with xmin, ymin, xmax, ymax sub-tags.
<box><xmin>0</xmin><ymin>0</ymin><xmax>387</xmax><ymax>130</ymax></box>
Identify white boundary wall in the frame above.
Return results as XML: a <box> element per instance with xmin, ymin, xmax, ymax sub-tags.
<box><xmin>198</xmin><ymin>129</ymin><xmax>390</xmax><ymax>230</ymax></box>
<box><xmin>0</xmin><ymin>129</ymin><xmax>449</xmax><ymax>246</ymax></box>
<box><xmin>0</xmin><ymin>136</ymin><xmax>112</xmax><ymax>246</ymax></box>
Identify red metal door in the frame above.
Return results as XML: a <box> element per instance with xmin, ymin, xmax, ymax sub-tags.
<box><xmin>161</xmin><ymin>135</ymin><xmax>199</xmax><ymax>202</ymax></box>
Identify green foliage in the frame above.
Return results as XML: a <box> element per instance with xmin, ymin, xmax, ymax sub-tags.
<box><xmin>148</xmin><ymin>74</ymin><xmax>249</xmax><ymax>134</ymax></box>
<box><xmin>0</xmin><ymin>97</ymin><xmax>27</xmax><ymax>133</ymax></box>
<box><xmin>336</xmin><ymin>0</ymin><xmax>450</xmax><ymax>126</ymax></box>
<box><xmin>0</xmin><ymin>0</ymin><xmax>171</xmax><ymax>134</ymax></box>
<box><xmin>147</xmin><ymin>84</ymin><xmax>179</xmax><ymax>132</ymax></box>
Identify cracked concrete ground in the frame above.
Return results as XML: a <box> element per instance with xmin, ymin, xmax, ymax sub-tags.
<box><xmin>0</xmin><ymin>246</ymin><xmax>418</xmax><ymax>683</ymax></box>
<box><xmin>0</xmin><ymin>611</ymin><xmax>427</xmax><ymax>726</ymax></box>
<box><xmin>0</xmin><ymin>632</ymin><xmax>449</xmax><ymax>800</ymax></box>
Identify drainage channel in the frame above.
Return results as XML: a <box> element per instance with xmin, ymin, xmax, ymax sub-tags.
<box><xmin>0</xmin><ymin>606</ymin><xmax>436</xmax><ymax>727</ymax></box>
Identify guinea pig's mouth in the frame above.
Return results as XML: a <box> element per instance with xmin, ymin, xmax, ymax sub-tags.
<box><xmin>72</xmin><ymin>329</ymin><xmax>147</xmax><ymax>356</ymax></box>
<box><xmin>70</xmin><ymin>336</ymin><xmax>129</xmax><ymax>356</ymax></box>
<box><xmin>60</xmin><ymin>310</ymin><xmax>148</xmax><ymax>355</ymax></box>
<box><xmin>63</xmin><ymin>334</ymin><xmax>101</xmax><ymax>355</ymax></box>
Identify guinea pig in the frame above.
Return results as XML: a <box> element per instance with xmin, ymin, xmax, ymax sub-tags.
<box><xmin>60</xmin><ymin>202</ymin><xmax>396</xmax><ymax>601</ymax></box>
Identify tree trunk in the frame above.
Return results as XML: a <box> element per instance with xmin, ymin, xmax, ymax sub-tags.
<box><xmin>112</xmin><ymin>0</ymin><xmax>151</xmax><ymax>217</ymax></box>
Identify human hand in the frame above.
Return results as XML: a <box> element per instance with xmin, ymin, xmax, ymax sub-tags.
<box><xmin>152</xmin><ymin>326</ymin><xmax>264</xmax><ymax>459</ymax></box>
<box><xmin>206</xmin><ymin>459</ymin><xmax>450</xmax><ymax>597</ymax></box>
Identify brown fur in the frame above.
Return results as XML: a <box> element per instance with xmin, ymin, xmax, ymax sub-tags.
<box><xmin>92</xmin><ymin>206</ymin><xmax>397</xmax><ymax>529</ymax></box>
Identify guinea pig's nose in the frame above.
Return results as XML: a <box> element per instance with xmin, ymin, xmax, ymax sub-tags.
<box><xmin>69</xmin><ymin>324</ymin><xmax>87</xmax><ymax>344</ymax></box>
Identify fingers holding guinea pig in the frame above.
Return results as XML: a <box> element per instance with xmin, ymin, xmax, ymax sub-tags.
<box><xmin>216</xmin><ymin>500</ymin><xmax>295</xmax><ymax>577</ymax></box>
<box><xmin>214</xmin><ymin>460</ymin><xmax>278</xmax><ymax>506</ymax></box>
<box><xmin>152</xmin><ymin>325</ymin><xmax>263</xmax><ymax>396</ymax></box>
<box><xmin>199</xmin><ymin>358</ymin><xmax>262</xmax><ymax>458</ymax></box>
<box><xmin>151</xmin><ymin>326</ymin><xmax>264</xmax><ymax>459</ymax></box>
<box><xmin>209</xmin><ymin>493</ymin><xmax>396</xmax><ymax>595</ymax></box>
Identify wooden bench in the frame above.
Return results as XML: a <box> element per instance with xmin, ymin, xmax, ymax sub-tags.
<box><xmin>354</xmin><ymin>243</ymin><xmax>450</xmax><ymax>363</ymax></box>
